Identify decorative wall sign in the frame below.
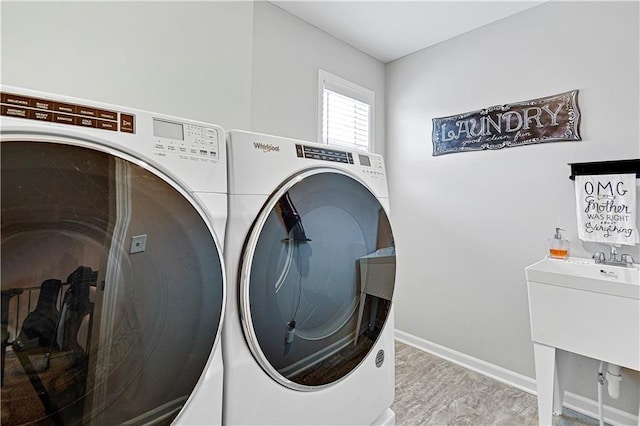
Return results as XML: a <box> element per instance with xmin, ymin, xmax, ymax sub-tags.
<box><xmin>432</xmin><ymin>90</ymin><xmax>581</xmax><ymax>156</ymax></box>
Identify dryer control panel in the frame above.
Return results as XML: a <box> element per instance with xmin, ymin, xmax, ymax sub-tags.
<box><xmin>295</xmin><ymin>143</ymin><xmax>385</xmax><ymax>177</ymax></box>
<box><xmin>295</xmin><ymin>144</ymin><xmax>353</xmax><ymax>164</ymax></box>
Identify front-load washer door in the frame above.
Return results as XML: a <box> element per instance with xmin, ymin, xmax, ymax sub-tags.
<box><xmin>1</xmin><ymin>140</ymin><xmax>224</xmax><ymax>425</ymax></box>
<box><xmin>240</xmin><ymin>169</ymin><xmax>395</xmax><ymax>390</ymax></box>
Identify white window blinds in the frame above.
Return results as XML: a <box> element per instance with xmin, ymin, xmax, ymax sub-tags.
<box><xmin>318</xmin><ymin>70</ymin><xmax>374</xmax><ymax>152</ymax></box>
<box><xmin>322</xmin><ymin>89</ymin><xmax>370</xmax><ymax>150</ymax></box>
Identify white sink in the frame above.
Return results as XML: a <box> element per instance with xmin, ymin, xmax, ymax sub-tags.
<box><xmin>525</xmin><ymin>256</ymin><xmax>639</xmax><ymax>299</ymax></box>
<box><xmin>525</xmin><ymin>256</ymin><xmax>640</xmax><ymax>426</ymax></box>
<box><xmin>526</xmin><ymin>256</ymin><xmax>639</xmax><ymax>371</ymax></box>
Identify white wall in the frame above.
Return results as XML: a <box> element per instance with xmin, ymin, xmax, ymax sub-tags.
<box><xmin>387</xmin><ymin>0</ymin><xmax>639</xmax><ymax>417</ymax></box>
<box><xmin>250</xmin><ymin>2</ymin><xmax>386</xmax><ymax>153</ymax></box>
<box><xmin>1</xmin><ymin>1</ymin><xmax>253</xmax><ymax>130</ymax></box>
<box><xmin>1</xmin><ymin>1</ymin><xmax>385</xmax><ymax>150</ymax></box>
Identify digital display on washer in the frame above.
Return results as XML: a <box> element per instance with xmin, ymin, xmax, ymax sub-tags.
<box><xmin>153</xmin><ymin>118</ymin><xmax>184</xmax><ymax>140</ymax></box>
<box><xmin>295</xmin><ymin>144</ymin><xmax>354</xmax><ymax>164</ymax></box>
<box><xmin>358</xmin><ymin>154</ymin><xmax>371</xmax><ymax>167</ymax></box>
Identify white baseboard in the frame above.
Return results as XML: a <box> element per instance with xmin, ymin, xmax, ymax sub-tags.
<box><xmin>394</xmin><ymin>329</ymin><xmax>639</xmax><ymax>426</ymax></box>
<box><xmin>563</xmin><ymin>391</ymin><xmax>639</xmax><ymax>426</ymax></box>
<box><xmin>394</xmin><ymin>329</ymin><xmax>537</xmax><ymax>395</ymax></box>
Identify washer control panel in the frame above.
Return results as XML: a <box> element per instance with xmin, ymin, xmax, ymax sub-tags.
<box><xmin>1</xmin><ymin>90</ymin><xmax>221</xmax><ymax>162</ymax></box>
<box><xmin>1</xmin><ymin>91</ymin><xmax>134</xmax><ymax>133</ymax></box>
<box><xmin>153</xmin><ymin>118</ymin><xmax>219</xmax><ymax>160</ymax></box>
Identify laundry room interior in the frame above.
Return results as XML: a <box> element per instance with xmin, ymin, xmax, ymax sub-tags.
<box><xmin>1</xmin><ymin>1</ymin><xmax>639</xmax><ymax>425</ymax></box>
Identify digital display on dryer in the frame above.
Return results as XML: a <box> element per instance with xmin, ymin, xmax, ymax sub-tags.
<box><xmin>358</xmin><ymin>154</ymin><xmax>371</xmax><ymax>167</ymax></box>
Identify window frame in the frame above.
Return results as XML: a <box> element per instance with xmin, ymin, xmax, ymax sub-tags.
<box><xmin>317</xmin><ymin>69</ymin><xmax>375</xmax><ymax>152</ymax></box>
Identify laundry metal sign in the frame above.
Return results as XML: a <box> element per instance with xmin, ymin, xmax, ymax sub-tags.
<box><xmin>432</xmin><ymin>90</ymin><xmax>581</xmax><ymax>156</ymax></box>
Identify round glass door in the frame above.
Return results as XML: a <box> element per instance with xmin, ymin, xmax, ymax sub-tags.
<box><xmin>240</xmin><ymin>169</ymin><xmax>395</xmax><ymax>390</ymax></box>
<box><xmin>1</xmin><ymin>141</ymin><xmax>224</xmax><ymax>425</ymax></box>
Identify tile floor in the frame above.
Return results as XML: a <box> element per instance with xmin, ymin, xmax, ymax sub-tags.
<box><xmin>391</xmin><ymin>341</ymin><xmax>602</xmax><ymax>426</ymax></box>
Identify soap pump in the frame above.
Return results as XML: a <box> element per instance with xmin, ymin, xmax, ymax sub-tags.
<box><xmin>549</xmin><ymin>227</ymin><xmax>569</xmax><ymax>259</ymax></box>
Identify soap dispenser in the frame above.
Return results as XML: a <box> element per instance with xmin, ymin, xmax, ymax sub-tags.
<box><xmin>549</xmin><ymin>228</ymin><xmax>569</xmax><ymax>259</ymax></box>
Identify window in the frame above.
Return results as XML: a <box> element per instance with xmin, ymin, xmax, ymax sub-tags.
<box><xmin>318</xmin><ymin>70</ymin><xmax>374</xmax><ymax>152</ymax></box>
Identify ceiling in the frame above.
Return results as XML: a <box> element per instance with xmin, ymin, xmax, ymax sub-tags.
<box><xmin>270</xmin><ymin>1</ymin><xmax>546</xmax><ymax>63</ymax></box>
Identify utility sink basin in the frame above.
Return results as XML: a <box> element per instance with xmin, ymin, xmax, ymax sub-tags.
<box><xmin>525</xmin><ymin>256</ymin><xmax>639</xmax><ymax>299</ymax></box>
<box><xmin>526</xmin><ymin>256</ymin><xmax>639</xmax><ymax>371</ymax></box>
<box><xmin>525</xmin><ymin>257</ymin><xmax>639</xmax><ymax>425</ymax></box>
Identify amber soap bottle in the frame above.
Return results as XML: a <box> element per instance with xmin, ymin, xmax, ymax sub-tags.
<box><xmin>549</xmin><ymin>227</ymin><xmax>569</xmax><ymax>259</ymax></box>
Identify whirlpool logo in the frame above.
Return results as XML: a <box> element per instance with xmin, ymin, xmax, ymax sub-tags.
<box><xmin>253</xmin><ymin>142</ymin><xmax>280</xmax><ymax>153</ymax></box>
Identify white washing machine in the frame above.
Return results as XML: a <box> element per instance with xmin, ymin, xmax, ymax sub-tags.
<box><xmin>0</xmin><ymin>86</ymin><xmax>226</xmax><ymax>425</ymax></box>
<box><xmin>223</xmin><ymin>130</ymin><xmax>396</xmax><ymax>425</ymax></box>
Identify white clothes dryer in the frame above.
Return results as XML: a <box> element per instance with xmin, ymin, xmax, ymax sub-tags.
<box><xmin>0</xmin><ymin>86</ymin><xmax>226</xmax><ymax>425</ymax></box>
<box><xmin>223</xmin><ymin>130</ymin><xmax>396</xmax><ymax>425</ymax></box>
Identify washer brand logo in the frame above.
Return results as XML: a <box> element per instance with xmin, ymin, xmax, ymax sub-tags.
<box><xmin>253</xmin><ymin>142</ymin><xmax>280</xmax><ymax>153</ymax></box>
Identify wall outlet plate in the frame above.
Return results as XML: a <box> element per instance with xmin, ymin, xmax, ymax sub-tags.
<box><xmin>130</xmin><ymin>234</ymin><xmax>147</xmax><ymax>254</ymax></box>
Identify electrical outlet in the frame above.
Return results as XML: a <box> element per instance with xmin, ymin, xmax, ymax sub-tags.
<box><xmin>130</xmin><ymin>234</ymin><xmax>147</xmax><ymax>254</ymax></box>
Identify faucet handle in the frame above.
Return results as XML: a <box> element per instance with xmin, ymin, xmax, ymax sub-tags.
<box><xmin>620</xmin><ymin>254</ymin><xmax>635</xmax><ymax>265</ymax></box>
<box><xmin>593</xmin><ymin>252</ymin><xmax>606</xmax><ymax>263</ymax></box>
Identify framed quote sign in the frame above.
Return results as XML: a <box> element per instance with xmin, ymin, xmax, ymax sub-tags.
<box><xmin>432</xmin><ymin>90</ymin><xmax>581</xmax><ymax>156</ymax></box>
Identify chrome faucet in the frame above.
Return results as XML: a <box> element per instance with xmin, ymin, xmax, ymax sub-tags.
<box><xmin>593</xmin><ymin>245</ymin><xmax>636</xmax><ymax>267</ymax></box>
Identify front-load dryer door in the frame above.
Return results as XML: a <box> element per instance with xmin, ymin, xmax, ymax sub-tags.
<box><xmin>1</xmin><ymin>140</ymin><xmax>224</xmax><ymax>424</ymax></box>
<box><xmin>240</xmin><ymin>169</ymin><xmax>395</xmax><ymax>390</ymax></box>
